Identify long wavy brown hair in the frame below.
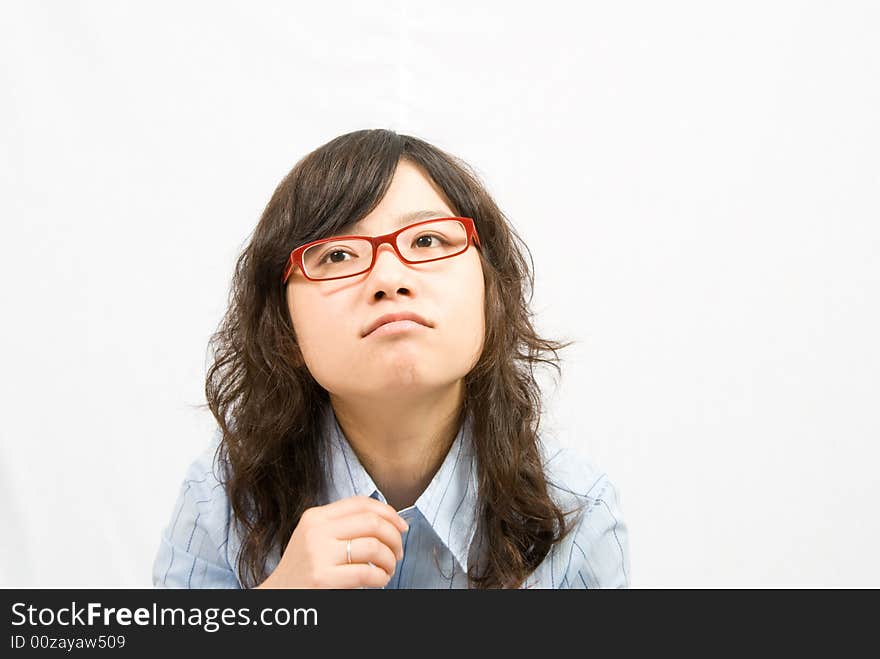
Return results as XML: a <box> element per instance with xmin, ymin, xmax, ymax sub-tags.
<box><xmin>204</xmin><ymin>129</ymin><xmax>584</xmax><ymax>588</ymax></box>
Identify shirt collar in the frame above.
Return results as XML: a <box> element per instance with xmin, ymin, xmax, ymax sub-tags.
<box><xmin>320</xmin><ymin>402</ymin><xmax>480</xmax><ymax>575</ymax></box>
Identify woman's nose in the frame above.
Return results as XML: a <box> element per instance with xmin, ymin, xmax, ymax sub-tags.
<box><xmin>372</xmin><ymin>242</ymin><xmax>406</xmax><ymax>269</ymax></box>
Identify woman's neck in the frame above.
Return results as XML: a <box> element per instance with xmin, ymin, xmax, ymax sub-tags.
<box><xmin>330</xmin><ymin>383</ymin><xmax>465</xmax><ymax>511</ymax></box>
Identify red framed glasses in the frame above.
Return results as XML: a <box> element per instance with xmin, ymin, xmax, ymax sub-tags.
<box><xmin>282</xmin><ymin>216</ymin><xmax>482</xmax><ymax>284</ymax></box>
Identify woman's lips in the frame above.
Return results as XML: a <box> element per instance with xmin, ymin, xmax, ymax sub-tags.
<box><xmin>362</xmin><ymin>312</ymin><xmax>432</xmax><ymax>337</ymax></box>
<box><xmin>364</xmin><ymin>319</ymin><xmax>429</xmax><ymax>338</ymax></box>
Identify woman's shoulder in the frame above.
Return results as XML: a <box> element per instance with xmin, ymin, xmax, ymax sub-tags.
<box><xmin>174</xmin><ymin>428</ymin><xmax>230</xmax><ymax>506</ymax></box>
<box><xmin>531</xmin><ymin>432</ymin><xmax>631</xmax><ymax>588</ymax></box>
<box><xmin>152</xmin><ymin>428</ymin><xmax>241</xmax><ymax>588</ymax></box>
<box><xmin>539</xmin><ymin>433</ymin><xmax>618</xmax><ymax>506</ymax></box>
<box><xmin>184</xmin><ymin>428</ymin><xmax>238</xmax><ymax>541</ymax></box>
<box><xmin>169</xmin><ymin>428</ymin><xmax>234</xmax><ymax>531</ymax></box>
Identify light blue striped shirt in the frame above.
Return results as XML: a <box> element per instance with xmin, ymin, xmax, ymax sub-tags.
<box><xmin>152</xmin><ymin>403</ymin><xmax>630</xmax><ymax>588</ymax></box>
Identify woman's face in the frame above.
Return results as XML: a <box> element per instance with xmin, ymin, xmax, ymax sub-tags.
<box><xmin>285</xmin><ymin>159</ymin><xmax>485</xmax><ymax>399</ymax></box>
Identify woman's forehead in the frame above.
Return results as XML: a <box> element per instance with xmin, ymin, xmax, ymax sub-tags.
<box><xmin>343</xmin><ymin>208</ymin><xmax>455</xmax><ymax>236</ymax></box>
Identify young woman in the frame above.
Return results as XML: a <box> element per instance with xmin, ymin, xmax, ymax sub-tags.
<box><xmin>152</xmin><ymin>129</ymin><xmax>630</xmax><ymax>589</ymax></box>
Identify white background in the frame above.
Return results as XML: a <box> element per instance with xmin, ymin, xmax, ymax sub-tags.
<box><xmin>1</xmin><ymin>1</ymin><xmax>877</xmax><ymax>587</ymax></box>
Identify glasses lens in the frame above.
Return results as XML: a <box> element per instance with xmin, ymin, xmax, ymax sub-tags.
<box><xmin>301</xmin><ymin>220</ymin><xmax>468</xmax><ymax>280</ymax></box>
<box><xmin>302</xmin><ymin>238</ymin><xmax>373</xmax><ymax>279</ymax></box>
<box><xmin>397</xmin><ymin>219</ymin><xmax>468</xmax><ymax>262</ymax></box>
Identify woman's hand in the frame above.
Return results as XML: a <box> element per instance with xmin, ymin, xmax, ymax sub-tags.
<box><xmin>256</xmin><ymin>495</ymin><xmax>409</xmax><ymax>589</ymax></box>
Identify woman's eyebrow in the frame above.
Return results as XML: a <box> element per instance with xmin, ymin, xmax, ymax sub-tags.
<box><xmin>347</xmin><ymin>209</ymin><xmax>451</xmax><ymax>234</ymax></box>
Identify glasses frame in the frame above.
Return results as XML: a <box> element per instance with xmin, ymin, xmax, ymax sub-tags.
<box><xmin>282</xmin><ymin>216</ymin><xmax>482</xmax><ymax>284</ymax></box>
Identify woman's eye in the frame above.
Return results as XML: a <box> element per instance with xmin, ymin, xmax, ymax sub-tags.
<box><xmin>414</xmin><ymin>234</ymin><xmax>444</xmax><ymax>248</ymax></box>
<box><xmin>321</xmin><ymin>250</ymin><xmax>352</xmax><ymax>264</ymax></box>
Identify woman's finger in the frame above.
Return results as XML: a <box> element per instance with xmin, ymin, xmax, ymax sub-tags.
<box><xmin>338</xmin><ymin>536</ymin><xmax>399</xmax><ymax>577</ymax></box>
<box><xmin>320</xmin><ymin>495</ymin><xmax>409</xmax><ymax>532</ymax></box>
<box><xmin>330</xmin><ymin>512</ymin><xmax>406</xmax><ymax>563</ymax></box>
<box><xmin>328</xmin><ymin>563</ymin><xmax>394</xmax><ymax>589</ymax></box>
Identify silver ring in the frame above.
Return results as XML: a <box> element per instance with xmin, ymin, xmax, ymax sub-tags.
<box><xmin>346</xmin><ymin>538</ymin><xmax>352</xmax><ymax>564</ymax></box>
